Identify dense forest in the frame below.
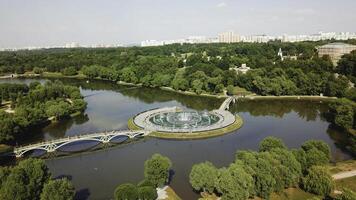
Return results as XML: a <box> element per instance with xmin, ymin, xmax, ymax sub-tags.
<box><xmin>0</xmin><ymin>81</ymin><xmax>87</xmax><ymax>143</ymax></box>
<box><xmin>0</xmin><ymin>40</ymin><xmax>355</xmax><ymax>97</ymax></box>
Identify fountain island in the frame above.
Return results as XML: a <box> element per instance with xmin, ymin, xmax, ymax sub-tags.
<box><xmin>128</xmin><ymin>105</ymin><xmax>243</xmax><ymax>139</ymax></box>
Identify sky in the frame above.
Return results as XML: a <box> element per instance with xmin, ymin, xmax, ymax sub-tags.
<box><xmin>1</xmin><ymin>0</ymin><xmax>356</xmax><ymax>48</ymax></box>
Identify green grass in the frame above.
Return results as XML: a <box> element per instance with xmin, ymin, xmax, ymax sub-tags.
<box><xmin>269</xmin><ymin>188</ymin><xmax>319</xmax><ymax>200</ymax></box>
<box><xmin>41</xmin><ymin>72</ymin><xmax>86</xmax><ymax>79</ymax></box>
<box><xmin>128</xmin><ymin>115</ymin><xmax>243</xmax><ymax>140</ymax></box>
<box><xmin>164</xmin><ymin>186</ymin><xmax>182</xmax><ymax>200</ymax></box>
<box><xmin>328</xmin><ymin>160</ymin><xmax>356</xmax><ymax>174</ymax></box>
<box><xmin>335</xmin><ymin>176</ymin><xmax>356</xmax><ymax>191</ymax></box>
<box><xmin>231</xmin><ymin>86</ymin><xmax>253</xmax><ymax>96</ymax></box>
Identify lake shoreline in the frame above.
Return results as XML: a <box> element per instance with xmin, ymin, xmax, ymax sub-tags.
<box><xmin>1</xmin><ymin>72</ymin><xmax>339</xmax><ymax>102</ymax></box>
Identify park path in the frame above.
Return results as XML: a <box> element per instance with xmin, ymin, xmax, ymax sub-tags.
<box><xmin>332</xmin><ymin>170</ymin><xmax>356</xmax><ymax>180</ymax></box>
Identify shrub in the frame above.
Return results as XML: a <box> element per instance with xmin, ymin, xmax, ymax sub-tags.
<box><xmin>114</xmin><ymin>183</ymin><xmax>138</xmax><ymax>200</ymax></box>
<box><xmin>302</xmin><ymin>166</ymin><xmax>334</xmax><ymax>196</ymax></box>
<box><xmin>137</xmin><ymin>186</ymin><xmax>157</xmax><ymax>200</ymax></box>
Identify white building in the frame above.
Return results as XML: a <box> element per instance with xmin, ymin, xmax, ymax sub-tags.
<box><xmin>230</xmin><ymin>64</ymin><xmax>251</xmax><ymax>74</ymax></box>
<box><xmin>141</xmin><ymin>40</ymin><xmax>164</xmax><ymax>47</ymax></box>
<box><xmin>218</xmin><ymin>31</ymin><xmax>240</xmax><ymax>43</ymax></box>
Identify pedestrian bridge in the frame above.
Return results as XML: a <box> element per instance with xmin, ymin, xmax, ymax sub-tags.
<box><xmin>219</xmin><ymin>96</ymin><xmax>237</xmax><ymax>111</ymax></box>
<box><xmin>14</xmin><ymin>130</ymin><xmax>150</xmax><ymax>158</ymax></box>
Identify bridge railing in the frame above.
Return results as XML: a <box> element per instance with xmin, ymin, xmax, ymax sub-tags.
<box><xmin>14</xmin><ymin>129</ymin><xmax>145</xmax><ymax>151</ymax></box>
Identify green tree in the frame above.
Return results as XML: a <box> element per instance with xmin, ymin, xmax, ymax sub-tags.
<box><xmin>338</xmin><ymin>50</ymin><xmax>356</xmax><ymax>77</ymax></box>
<box><xmin>329</xmin><ymin>98</ymin><xmax>355</xmax><ymax>130</ymax></box>
<box><xmin>259</xmin><ymin>136</ymin><xmax>287</xmax><ymax>152</ymax></box>
<box><xmin>215</xmin><ymin>165</ymin><xmax>254</xmax><ymax>200</ymax></box>
<box><xmin>137</xmin><ymin>186</ymin><xmax>157</xmax><ymax>200</ymax></box>
<box><xmin>301</xmin><ymin>140</ymin><xmax>331</xmax><ymax>159</ymax></box>
<box><xmin>226</xmin><ymin>85</ymin><xmax>234</xmax><ymax>96</ymax></box>
<box><xmin>270</xmin><ymin>148</ymin><xmax>302</xmax><ymax>187</ymax></box>
<box><xmin>0</xmin><ymin>159</ymin><xmax>51</xmax><ymax>200</ymax></box>
<box><xmin>0</xmin><ymin>168</ymin><xmax>30</xmax><ymax>200</ymax></box>
<box><xmin>45</xmin><ymin>101</ymin><xmax>71</xmax><ymax>120</ymax></box>
<box><xmin>62</xmin><ymin>67</ymin><xmax>78</xmax><ymax>76</ymax></box>
<box><xmin>304</xmin><ymin>148</ymin><xmax>329</xmax><ymax>169</ymax></box>
<box><xmin>114</xmin><ymin>183</ymin><xmax>138</xmax><ymax>200</ymax></box>
<box><xmin>189</xmin><ymin>161</ymin><xmax>219</xmax><ymax>193</ymax></box>
<box><xmin>144</xmin><ymin>154</ymin><xmax>172</xmax><ymax>187</ymax></box>
<box><xmin>302</xmin><ymin>166</ymin><xmax>334</xmax><ymax>196</ymax></box>
<box><xmin>40</xmin><ymin>178</ymin><xmax>75</xmax><ymax>200</ymax></box>
<box><xmin>33</xmin><ymin>67</ymin><xmax>45</xmax><ymax>74</ymax></box>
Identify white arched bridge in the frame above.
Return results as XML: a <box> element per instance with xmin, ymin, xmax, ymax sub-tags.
<box><xmin>219</xmin><ymin>96</ymin><xmax>237</xmax><ymax>111</ymax></box>
<box><xmin>14</xmin><ymin>130</ymin><xmax>150</xmax><ymax>158</ymax></box>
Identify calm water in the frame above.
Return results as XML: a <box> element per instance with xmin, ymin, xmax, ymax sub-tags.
<box><xmin>0</xmin><ymin>78</ymin><xmax>353</xmax><ymax>200</ymax></box>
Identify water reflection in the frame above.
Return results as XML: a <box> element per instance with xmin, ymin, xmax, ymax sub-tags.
<box><xmin>0</xmin><ymin>78</ymin><xmax>354</xmax><ymax>200</ymax></box>
<box><xmin>232</xmin><ymin>99</ymin><xmax>327</xmax><ymax>121</ymax></box>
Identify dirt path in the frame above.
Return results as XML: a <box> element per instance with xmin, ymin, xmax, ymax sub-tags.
<box><xmin>332</xmin><ymin>170</ymin><xmax>356</xmax><ymax>180</ymax></box>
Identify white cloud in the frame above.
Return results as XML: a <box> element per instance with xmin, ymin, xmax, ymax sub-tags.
<box><xmin>217</xmin><ymin>2</ymin><xmax>227</xmax><ymax>8</ymax></box>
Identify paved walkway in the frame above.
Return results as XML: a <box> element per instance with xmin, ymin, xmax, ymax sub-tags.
<box><xmin>332</xmin><ymin>170</ymin><xmax>356</xmax><ymax>180</ymax></box>
<box><xmin>156</xmin><ymin>186</ymin><xmax>168</xmax><ymax>200</ymax></box>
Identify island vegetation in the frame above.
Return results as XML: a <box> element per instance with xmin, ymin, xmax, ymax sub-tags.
<box><xmin>114</xmin><ymin>153</ymin><xmax>173</xmax><ymax>200</ymax></box>
<box><xmin>0</xmin><ymin>80</ymin><xmax>87</xmax><ymax>145</ymax></box>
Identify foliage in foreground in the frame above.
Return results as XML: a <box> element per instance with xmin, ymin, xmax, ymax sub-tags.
<box><xmin>189</xmin><ymin>137</ymin><xmax>339</xmax><ymax>200</ymax></box>
<box><xmin>114</xmin><ymin>153</ymin><xmax>171</xmax><ymax>200</ymax></box>
<box><xmin>0</xmin><ymin>158</ymin><xmax>75</xmax><ymax>200</ymax></box>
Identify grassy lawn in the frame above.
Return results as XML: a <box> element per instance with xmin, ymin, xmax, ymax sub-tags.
<box><xmin>269</xmin><ymin>188</ymin><xmax>318</xmax><ymax>200</ymax></box>
<box><xmin>199</xmin><ymin>192</ymin><xmax>219</xmax><ymax>200</ymax></box>
<box><xmin>128</xmin><ymin>115</ymin><xmax>243</xmax><ymax>140</ymax></box>
<box><xmin>42</xmin><ymin>72</ymin><xmax>86</xmax><ymax>79</ymax></box>
<box><xmin>164</xmin><ymin>186</ymin><xmax>181</xmax><ymax>200</ymax></box>
<box><xmin>231</xmin><ymin>86</ymin><xmax>253</xmax><ymax>96</ymax></box>
<box><xmin>328</xmin><ymin>160</ymin><xmax>356</xmax><ymax>174</ymax></box>
<box><xmin>335</xmin><ymin>176</ymin><xmax>356</xmax><ymax>191</ymax></box>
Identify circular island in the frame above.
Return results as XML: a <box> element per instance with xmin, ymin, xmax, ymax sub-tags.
<box><xmin>128</xmin><ymin>106</ymin><xmax>243</xmax><ymax>139</ymax></box>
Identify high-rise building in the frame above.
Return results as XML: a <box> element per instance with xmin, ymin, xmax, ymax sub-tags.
<box><xmin>218</xmin><ymin>31</ymin><xmax>240</xmax><ymax>43</ymax></box>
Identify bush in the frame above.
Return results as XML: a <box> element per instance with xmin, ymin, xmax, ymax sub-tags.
<box><xmin>302</xmin><ymin>166</ymin><xmax>334</xmax><ymax>196</ymax></box>
<box><xmin>304</xmin><ymin>148</ymin><xmax>329</xmax><ymax>169</ymax></box>
<box><xmin>189</xmin><ymin>161</ymin><xmax>219</xmax><ymax>193</ymax></box>
<box><xmin>62</xmin><ymin>67</ymin><xmax>78</xmax><ymax>76</ymax></box>
<box><xmin>114</xmin><ymin>183</ymin><xmax>138</xmax><ymax>200</ymax></box>
<box><xmin>259</xmin><ymin>136</ymin><xmax>287</xmax><ymax>152</ymax></box>
<box><xmin>137</xmin><ymin>186</ymin><xmax>157</xmax><ymax>200</ymax></box>
<box><xmin>144</xmin><ymin>154</ymin><xmax>172</xmax><ymax>187</ymax></box>
<box><xmin>137</xmin><ymin>179</ymin><xmax>154</xmax><ymax>187</ymax></box>
<box><xmin>33</xmin><ymin>67</ymin><xmax>45</xmax><ymax>74</ymax></box>
<box><xmin>40</xmin><ymin>178</ymin><xmax>75</xmax><ymax>200</ymax></box>
<box><xmin>301</xmin><ymin>140</ymin><xmax>331</xmax><ymax>159</ymax></box>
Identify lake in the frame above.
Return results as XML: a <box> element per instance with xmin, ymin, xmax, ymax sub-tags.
<box><xmin>0</xmin><ymin>78</ymin><xmax>353</xmax><ymax>200</ymax></box>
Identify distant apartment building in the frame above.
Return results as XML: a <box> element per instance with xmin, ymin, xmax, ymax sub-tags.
<box><xmin>141</xmin><ymin>40</ymin><xmax>164</xmax><ymax>47</ymax></box>
<box><xmin>317</xmin><ymin>42</ymin><xmax>356</xmax><ymax>65</ymax></box>
<box><xmin>218</xmin><ymin>31</ymin><xmax>240</xmax><ymax>43</ymax></box>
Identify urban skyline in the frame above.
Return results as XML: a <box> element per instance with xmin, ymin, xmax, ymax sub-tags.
<box><xmin>1</xmin><ymin>0</ymin><xmax>356</xmax><ymax>49</ymax></box>
<box><xmin>2</xmin><ymin>30</ymin><xmax>356</xmax><ymax>50</ymax></box>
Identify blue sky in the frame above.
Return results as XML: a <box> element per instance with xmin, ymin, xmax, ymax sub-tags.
<box><xmin>1</xmin><ymin>0</ymin><xmax>356</xmax><ymax>47</ymax></box>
